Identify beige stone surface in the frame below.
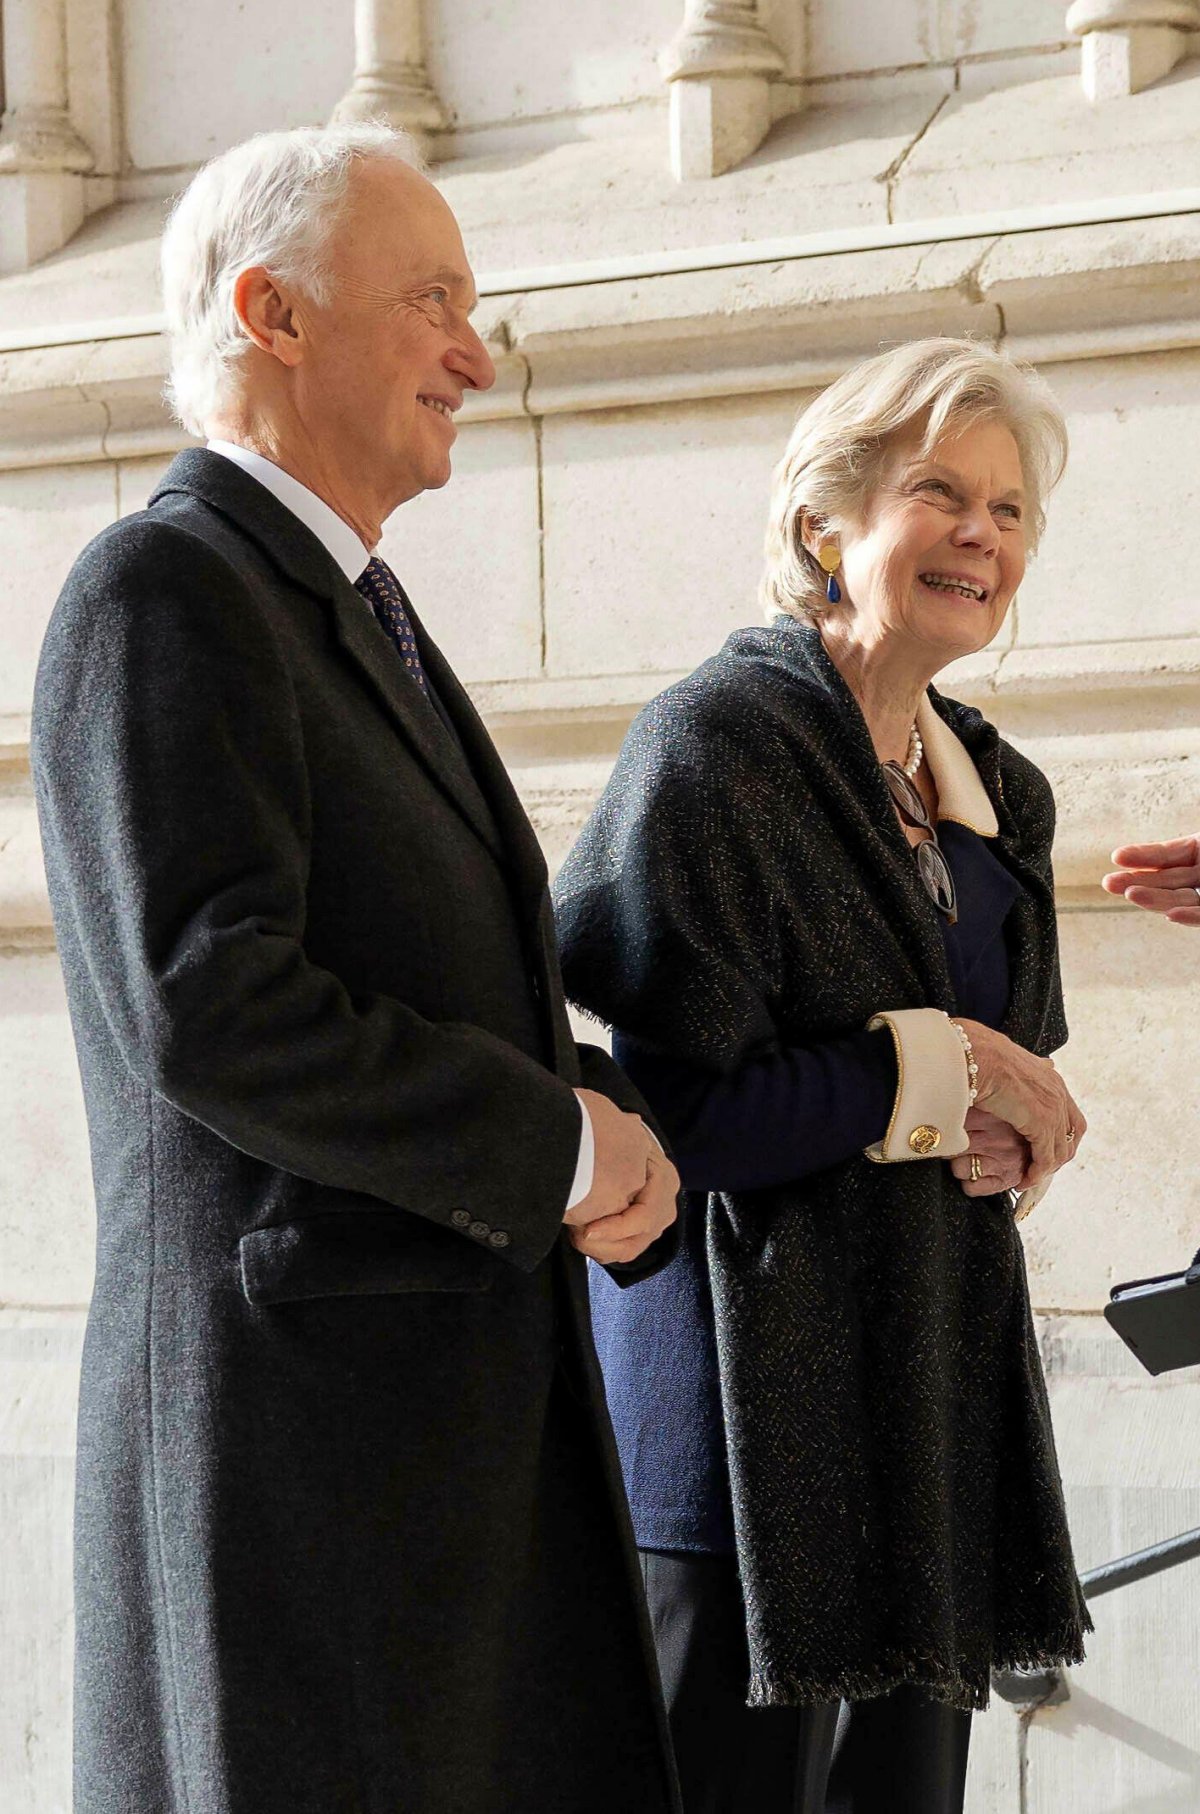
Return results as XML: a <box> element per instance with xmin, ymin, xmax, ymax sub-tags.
<box><xmin>1018</xmin><ymin>908</ymin><xmax>1200</xmax><ymax>1310</ymax></box>
<box><xmin>0</xmin><ymin>787</ymin><xmax>49</xmax><ymax>935</ymax></box>
<box><xmin>805</xmin><ymin>0</ymin><xmax>1069</xmax><ymax>78</ymax></box>
<box><xmin>1025</xmin><ymin>1323</ymin><xmax>1200</xmax><ymax>1812</ymax></box>
<box><xmin>0</xmin><ymin>199</ymin><xmax>167</xmax><ymax>340</ymax></box>
<box><xmin>0</xmin><ymin>1312</ymin><xmax>83</xmax><ymax>1814</ymax></box>
<box><xmin>0</xmin><ymin>462</ymin><xmax>115</xmax><ymax>727</ymax></box>
<box><xmin>965</xmin><ymin>1317</ymin><xmax>1200</xmax><ymax>1811</ymax></box>
<box><xmin>381</xmin><ymin>416</ymin><xmax>544</xmax><ymax>682</ymax></box>
<box><xmin>1022</xmin><ymin>350</ymin><xmax>1200</xmax><ymax>647</ymax></box>
<box><xmin>426</xmin><ymin>0</ymin><xmax>678</xmax><ymax>130</ymax></box>
<box><xmin>436</xmin><ymin>99</ymin><xmax>923</xmax><ymax>270</ymax></box>
<box><xmin>115</xmin><ymin>452</ymin><xmax>173</xmax><ymax>517</ymax></box>
<box><xmin>894</xmin><ymin>61</ymin><xmax>1200</xmax><ymax>218</ymax></box>
<box><xmin>0</xmin><ymin>954</ymin><xmax>95</xmax><ymax>1309</ymax></box>
<box><xmin>121</xmin><ymin>0</ymin><xmax>352</xmax><ymax>172</ymax></box>
<box><xmin>542</xmin><ymin>391</ymin><xmax>801</xmax><ymax>678</ymax></box>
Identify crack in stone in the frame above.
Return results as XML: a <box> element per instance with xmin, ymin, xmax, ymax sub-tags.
<box><xmin>959</xmin><ymin>235</ymin><xmax>1001</xmax><ymax>307</ymax></box>
<box><xmin>1016</xmin><ymin>1674</ymin><xmax>1067</xmax><ymax>1814</ymax></box>
<box><xmin>878</xmin><ymin>93</ymin><xmax>950</xmax><ymax>225</ymax></box>
<box><xmin>515</xmin><ymin>352</ymin><xmax>549</xmax><ymax>673</ymax></box>
<box><xmin>97</xmin><ymin>397</ymin><xmax>116</xmax><ymax>509</ymax></box>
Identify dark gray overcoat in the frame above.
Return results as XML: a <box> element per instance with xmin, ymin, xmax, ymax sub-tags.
<box><xmin>32</xmin><ymin>449</ymin><xmax>680</xmax><ymax>1814</ymax></box>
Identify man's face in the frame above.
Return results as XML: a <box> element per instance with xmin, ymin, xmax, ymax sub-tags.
<box><xmin>294</xmin><ymin>158</ymin><xmax>495</xmax><ymax>512</ymax></box>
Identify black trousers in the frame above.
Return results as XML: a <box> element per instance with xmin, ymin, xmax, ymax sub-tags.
<box><xmin>640</xmin><ymin>1549</ymin><xmax>971</xmax><ymax>1814</ymax></box>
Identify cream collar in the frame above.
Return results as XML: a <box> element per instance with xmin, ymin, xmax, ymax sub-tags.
<box><xmin>915</xmin><ymin>694</ymin><xmax>999</xmax><ymax>837</ymax></box>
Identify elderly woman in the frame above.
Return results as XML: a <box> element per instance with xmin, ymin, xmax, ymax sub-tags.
<box><xmin>554</xmin><ymin>339</ymin><xmax>1091</xmax><ymax>1814</ymax></box>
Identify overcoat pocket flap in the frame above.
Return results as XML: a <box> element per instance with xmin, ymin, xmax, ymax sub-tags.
<box><xmin>238</xmin><ymin>1209</ymin><xmax>495</xmax><ymax>1305</ymax></box>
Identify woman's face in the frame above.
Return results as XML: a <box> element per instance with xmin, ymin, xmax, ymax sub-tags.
<box><xmin>830</xmin><ymin>417</ymin><xmax>1028</xmax><ymax>661</ymax></box>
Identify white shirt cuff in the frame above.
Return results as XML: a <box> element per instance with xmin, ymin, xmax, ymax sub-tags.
<box><xmin>565</xmin><ymin>1093</ymin><xmax>596</xmax><ymax>1211</ymax></box>
<box><xmin>862</xmin><ymin>1008</ymin><xmax>972</xmax><ymax>1163</ymax></box>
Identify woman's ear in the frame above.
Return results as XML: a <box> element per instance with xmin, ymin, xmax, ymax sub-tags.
<box><xmin>797</xmin><ymin>509</ymin><xmax>821</xmax><ymax>559</ymax></box>
<box><xmin>799</xmin><ymin>510</ymin><xmax>838</xmax><ymax>563</ymax></box>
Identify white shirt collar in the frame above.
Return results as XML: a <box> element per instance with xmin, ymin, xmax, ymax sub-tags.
<box><xmin>206</xmin><ymin>440</ymin><xmax>371</xmax><ymax>584</ymax></box>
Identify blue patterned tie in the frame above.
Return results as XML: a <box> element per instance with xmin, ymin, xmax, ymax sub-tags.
<box><xmin>355</xmin><ymin>556</ymin><xmax>428</xmax><ymax>694</ymax></box>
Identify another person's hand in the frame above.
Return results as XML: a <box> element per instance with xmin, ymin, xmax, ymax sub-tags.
<box><xmin>567</xmin><ymin>1149</ymin><xmax>680</xmax><ymax>1266</ymax></box>
<box><xmin>954</xmin><ymin>1020</ymin><xmax>1086</xmax><ymax>1189</ymax></box>
<box><xmin>950</xmin><ymin>1106</ymin><xmax>1033</xmax><ymax>1198</ymax></box>
<box><xmin>1102</xmin><ymin>834</ymin><xmax>1200</xmax><ymax>927</ymax></box>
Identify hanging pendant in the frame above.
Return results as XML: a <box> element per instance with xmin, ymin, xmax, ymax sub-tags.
<box><xmin>817</xmin><ymin>541</ymin><xmax>842</xmax><ymax>606</ymax></box>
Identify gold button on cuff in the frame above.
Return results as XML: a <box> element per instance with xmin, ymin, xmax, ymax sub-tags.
<box><xmin>908</xmin><ymin>1124</ymin><xmax>942</xmax><ymax>1156</ymax></box>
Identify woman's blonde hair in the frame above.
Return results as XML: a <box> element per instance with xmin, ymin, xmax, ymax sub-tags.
<box><xmin>760</xmin><ymin>338</ymin><xmax>1069</xmax><ymax>623</ymax></box>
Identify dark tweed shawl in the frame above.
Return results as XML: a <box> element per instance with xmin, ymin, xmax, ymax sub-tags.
<box><xmin>554</xmin><ymin>620</ymin><xmax>1089</xmax><ymax>1710</ymax></box>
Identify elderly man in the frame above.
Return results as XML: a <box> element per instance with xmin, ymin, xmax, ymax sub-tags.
<box><xmin>32</xmin><ymin>124</ymin><xmax>681</xmax><ymax>1814</ymax></box>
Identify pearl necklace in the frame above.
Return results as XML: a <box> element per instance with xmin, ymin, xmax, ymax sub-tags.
<box><xmin>903</xmin><ymin>723</ymin><xmax>923</xmax><ymax>779</ymax></box>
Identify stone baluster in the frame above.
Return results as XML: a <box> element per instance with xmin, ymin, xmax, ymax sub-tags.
<box><xmin>330</xmin><ymin>0</ymin><xmax>447</xmax><ymax>156</ymax></box>
<box><xmin>661</xmin><ymin>0</ymin><xmax>785</xmax><ymax>181</ymax></box>
<box><xmin>1066</xmin><ymin>0</ymin><xmax>1200</xmax><ymax>99</ymax></box>
<box><xmin>0</xmin><ymin>0</ymin><xmax>94</xmax><ymax>272</ymax></box>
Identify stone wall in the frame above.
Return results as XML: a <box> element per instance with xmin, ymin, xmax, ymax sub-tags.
<box><xmin>2</xmin><ymin>4</ymin><xmax>1199</xmax><ymax>1808</ymax></box>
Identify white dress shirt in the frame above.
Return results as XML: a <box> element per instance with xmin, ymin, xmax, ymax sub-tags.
<box><xmin>206</xmin><ymin>439</ymin><xmax>595</xmax><ymax>1212</ymax></box>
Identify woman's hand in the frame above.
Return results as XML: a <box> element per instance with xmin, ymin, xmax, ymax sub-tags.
<box><xmin>949</xmin><ymin>1106</ymin><xmax>1032</xmax><ymax>1197</ymax></box>
<box><xmin>954</xmin><ymin>1020</ymin><xmax>1086</xmax><ymax>1188</ymax></box>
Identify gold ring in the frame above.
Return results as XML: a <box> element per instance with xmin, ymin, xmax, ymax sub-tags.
<box><xmin>969</xmin><ymin>1154</ymin><xmax>982</xmax><ymax>1183</ymax></box>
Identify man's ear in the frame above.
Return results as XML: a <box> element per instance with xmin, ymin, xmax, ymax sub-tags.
<box><xmin>232</xmin><ymin>267</ymin><xmax>305</xmax><ymax>370</ymax></box>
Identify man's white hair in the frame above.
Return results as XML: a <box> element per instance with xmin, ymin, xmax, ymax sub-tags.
<box><xmin>161</xmin><ymin>123</ymin><xmax>422</xmax><ymax>437</ymax></box>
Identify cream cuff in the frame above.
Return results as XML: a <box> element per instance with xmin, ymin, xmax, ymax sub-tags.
<box><xmin>863</xmin><ymin>1008</ymin><xmax>972</xmax><ymax>1163</ymax></box>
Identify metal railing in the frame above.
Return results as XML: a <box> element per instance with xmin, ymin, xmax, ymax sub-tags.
<box><xmin>992</xmin><ymin>1526</ymin><xmax>1200</xmax><ymax>1707</ymax></box>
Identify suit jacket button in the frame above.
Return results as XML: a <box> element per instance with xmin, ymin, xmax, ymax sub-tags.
<box><xmin>451</xmin><ymin>1209</ymin><xmax>471</xmax><ymax>1228</ymax></box>
<box><xmin>487</xmin><ymin>1230</ymin><xmax>510</xmax><ymax>1249</ymax></box>
<box><xmin>468</xmin><ymin>1220</ymin><xmax>490</xmax><ymax>1240</ymax></box>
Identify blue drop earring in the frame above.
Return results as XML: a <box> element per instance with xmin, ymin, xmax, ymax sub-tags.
<box><xmin>817</xmin><ymin>542</ymin><xmax>842</xmax><ymax>604</ymax></box>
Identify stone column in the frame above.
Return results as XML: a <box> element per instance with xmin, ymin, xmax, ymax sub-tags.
<box><xmin>1066</xmin><ymin>0</ymin><xmax>1200</xmax><ymax>99</ymax></box>
<box><xmin>661</xmin><ymin>0</ymin><xmax>785</xmax><ymax>182</ymax></box>
<box><xmin>0</xmin><ymin>0</ymin><xmax>94</xmax><ymax>272</ymax></box>
<box><xmin>329</xmin><ymin>0</ymin><xmax>447</xmax><ymax>157</ymax></box>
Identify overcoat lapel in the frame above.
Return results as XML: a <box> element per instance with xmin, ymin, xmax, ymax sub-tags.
<box><xmin>408</xmin><ymin>611</ymin><xmax>576</xmax><ymax>1074</ymax></box>
<box><xmin>150</xmin><ymin>450</ymin><xmax>510</xmax><ymax>874</ymax></box>
<box><xmin>403</xmin><ymin>594</ymin><xmax>553</xmax><ymax>916</ymax></box>
<box><xmin>324</xmin><ymin>574</ymin><xmax>507</xmax><ymax>868</ymax></box>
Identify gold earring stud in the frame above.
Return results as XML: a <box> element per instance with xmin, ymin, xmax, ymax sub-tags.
<box><xmin>817</xmin><ymin>542</ymin><xmax>841</xmax><ymax>604</ymax></box>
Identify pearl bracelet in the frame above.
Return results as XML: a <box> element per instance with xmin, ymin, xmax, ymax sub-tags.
<box><xmin>949</xmin><ymin>1018</ymin><xmax>979</xmax><ymax>1106</ymax></box>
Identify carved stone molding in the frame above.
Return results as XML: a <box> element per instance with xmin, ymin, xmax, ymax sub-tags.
<box><xmin>661</xmin><ymin>0</ymin><xmax>785</xmax><ymax>182</ymax></box>
<box><xmin>329</xmin><ymin>0</ymin><xmax>447</xmax><ymax>156</ymax></box>
<box><xmin>0</xmin><ymin>0</ymin><xmax>94</xmax><ymax>272</ymax></box>
<box><xmin>1067</xmin><ymin>0</ymin><xmax>1200</xmax><ymax>99</ymax></box>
